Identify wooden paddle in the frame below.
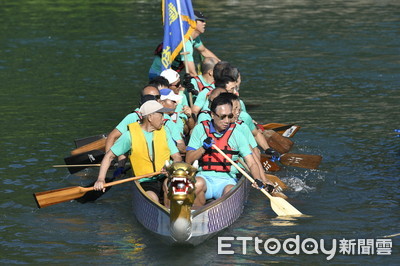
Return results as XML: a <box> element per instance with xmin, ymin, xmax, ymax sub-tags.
<box><xmin>70</xmin><ymin>137</ymin><xmax>106</xmax><ymax>155</ymax></box>
<box><xmin>260</xmin><ymin>153</ymin><xmax>322</xmax><ymax>170</ymax></box>
<box><xmin>64</xmin><ymin>150</ymin><xmax>105</xmax><ymax>174</ymax></box>
<box><xmin>74</xmin><ymin>133</ymin><xmax>107</xmax><ymax>148</ymax></box>
<box><xmin>261</xmin><ymin>158</ymin><xmax>281</xmax><ymax>172</ymax></box>
<box><xmin>262</xmin><ymin>130</ymin><xmax>294</xmax><ymax>154</ymax></box>
<box><xmin>212</xmin><ymin>144</ymin><xmax>302</xmax><ymax>216</ymax></box>
<box><xmin>34</xmin><ymin>171</ymin><xmax>161</xmax><ymax>208</ymax></box>
<box><xmin>262</xmin><ymin>123</ymin><xmax>301</xmax><ymax>138</ymax></box>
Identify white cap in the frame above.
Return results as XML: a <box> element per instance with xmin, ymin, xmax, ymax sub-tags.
<box><xmin>159</xmin><ymin>88</ymin><xmax>183</xmax><ymax>102</ymax></box>
<box><xmin>139</xmin><ymin>100</ymin><xmax>174</xmax><ymax>116</ymax></box>
<box><xmin>160</xmin><ymin>69</ymin><xmax>180</xmax><ymax>84</ymax></box>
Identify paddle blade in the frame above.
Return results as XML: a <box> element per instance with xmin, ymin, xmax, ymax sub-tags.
<box><xmin>260</xmin><ymin>154</ymin><xmax>281</xmax><ymax>172</ymax></box>
<box><xmin>262</xmin><ymin>130</ymin><xmax>294</xmax><ymax>154</ymax></box>
<box><xmin>74</xmin><ymin>133</ymin><xmax>107</xmax><ymax>148</ymax></box>
<box><xmin>262</xmin><ymin>123</ymin><xmax>301</xmax><ymax>138</ymax></box>
<box><xmin>269</xmin><ymin>196</ymin><xmax>303</xmax><ymax>216</ymax></box>
<box><xmin>71</xmin><ymin>138</ymin><xmax>107</xmax><ymax>155</ymax></box>
<box><xmin>265</xmin><ymin>174</ymin><xmax>288</xmax><ymax>190</ymax></box>
<box><xmin>280</xmin><ymin>153</ymin><xmax>322</xmax><ymax>169</ymax></box>
<box><xmin>64</xmin><ymin>150</ymin><xmax>105</xmax><ymax>174</ymax></box>
<box><xmin>34</xmin><ymin>186</ymin><xmax>89</xmax><ymax>208</ymax></box>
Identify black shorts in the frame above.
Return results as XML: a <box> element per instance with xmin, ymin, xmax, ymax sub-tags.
<box><xmin>139</xmin><ymin>176</ymin><xmax>166</xmax><ymax>201</ymax></box>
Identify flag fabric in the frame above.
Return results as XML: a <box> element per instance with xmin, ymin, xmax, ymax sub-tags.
<box><xmin>161</xmin><ymin>0</ymin><xmax>196</xmax><ymax>71</ymax></box>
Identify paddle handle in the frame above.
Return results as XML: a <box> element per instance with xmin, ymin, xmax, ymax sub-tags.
<box><xmin>212</xmin><ymin>145</ymin><xmax>273</xmax><ymax>200</ymax></box>
<box><xmin>102</xmin><ymin>171</ymin><xmax>162</xmax><ymax>188</ymax></box>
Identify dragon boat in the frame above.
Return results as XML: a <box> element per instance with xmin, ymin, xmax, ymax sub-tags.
<box><xmin>131</xmin><ymin>161</ymin><xmax>251</xmax><ymax>246</ymax></box>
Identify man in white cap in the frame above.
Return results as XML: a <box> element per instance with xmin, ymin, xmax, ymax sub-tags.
<box><xmin>160</xmin><ymin>69</ymin><xmax>195</xmax><ymax>135</ymax></box>
<box><xmin>94</xmin><ymin>100</ymin><xmax>182</xmax><ymax>204</ymax></box>
<box><xmin>159</xmin><ymin>88</ymin><xmax>186</xmax><ymax>154</ymax></box>
<box><xmin>148</xmin><ymin>10</ymin><xmax>220</xmax><ymax>79</ymax></box>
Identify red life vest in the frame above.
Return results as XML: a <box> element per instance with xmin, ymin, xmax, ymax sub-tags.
<box><xmin>193</xmin><ymin>76</ymin><xmax>214</xmax><ymax>92</ymax></box>
<box><xmin>200</xmin><ymin>121</ymin><xmax>239</xmax><ymax>172</ymax></box>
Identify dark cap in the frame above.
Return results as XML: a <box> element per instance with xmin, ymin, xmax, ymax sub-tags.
<box><xmin>194</xmin><ymin>10</ymin><xmax>207</xmax><ymax>21</ymax></box>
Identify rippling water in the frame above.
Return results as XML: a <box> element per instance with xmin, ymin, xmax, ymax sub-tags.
<box><xmin>1</xmin><ymin>0</ymin><xmax>399</xmax><ymax>264</ymax></box>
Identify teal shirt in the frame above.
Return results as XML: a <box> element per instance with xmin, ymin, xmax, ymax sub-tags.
<box><xmin>164</xmin><ymin>113</ymin><xmax>183</xmax><ymax>141</ymax></box>
<box><xmin>239</xmin><ymin>111</ymin><xmax>256</xmax><ymax>132</ymax></box>
<box><xmin>193</xmin><ymin>87</ymin><xmax>212</xmax><ymax>111</ymax></box>
<box><xmin>196</xmin><ymin>107</ymin><xmax>211</xmax><ymax>124</ymax></box>
<box><xmin>240</xmin><ymin>99</ymin><xmax>247</xmax><ymax>113</ymax></box>
<box><xmin>187</xmin><ymin>120</ymin><xmax>252</xmax><ymax>179</ymax></box>
<box><xmin>236</xmin><ymin>121</ymin><xmax>257</xmax><ymax>148</ymax></box>
<box><xmin>115</xmin><ymin>108</ymin><xmax>140</xmax><ymax>133</ymax></box>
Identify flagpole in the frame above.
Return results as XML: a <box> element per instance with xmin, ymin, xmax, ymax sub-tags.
<box><xmin>176</xmin><ymin>0</ymin><xmax>194</xmax><ymax>107</ymax></box>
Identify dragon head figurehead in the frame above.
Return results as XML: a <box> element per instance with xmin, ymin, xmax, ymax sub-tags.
<box><xmin>165</xmin><ymin>161</ymin><xmax>198</xmax><ymax>242</ymax></box>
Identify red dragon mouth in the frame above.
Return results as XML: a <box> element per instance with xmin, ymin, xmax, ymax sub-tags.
<box><xmin>170</xmin><ymin>177</ymin><xmax>194</xmax><ymax>195</ymax></box>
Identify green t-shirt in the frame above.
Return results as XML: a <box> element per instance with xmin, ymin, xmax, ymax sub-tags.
<box><xmin>115</xmin><ymin>108</ymin><xmax>141</xmax><ymax>134</ymax></box>
<box><xmin>236</xmin><ymin>122</ymin><xmax>257</xmax><ymax>148</ymax></box>
<box><xmin>164</xmin><ymin>113</ymin><xmax>183</xmax><ymax>142</ymax></box>
<box><xmin>239</xmin><ymin>111</ymin><xmax>256</xmax><ymax>132</ymax></box>
<box><xmin>187</xmin><ymin>120</ymin><xmax>252</xmax><ymax>179</ymax></box>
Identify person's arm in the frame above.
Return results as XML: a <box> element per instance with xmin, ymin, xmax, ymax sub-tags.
<box><xmin>184</xmin><ymin>60</ymin><xmax>197</xmax><ymax>77</ymax></box>
<box><xmin>94</xmin><ymin>132</ymin><xmax>132</xmax><ymax>191</ymax></box>
<box><xmin>253</xmin><ymin>128</ymin><xmax>270</xmax><ymax>150</ymax></box>
<box><xmin>176</xmin><ymin>139</ymin><xmax>186</xmax><ymax>154</ymax></box>
<box><xmin>94</xmin><ymin>150</ymin><xmax>117</xmax><ymax>192</ymax></box>
<box><xmin>171</xmin><ymin>152</ymin><xmax>183</xmax><ymax>162</ymax></box>
<box><xmin>186</xmin><ymin>147</ymin><xmax>205</xmax><ymax>164</ymax></box>
<box><xmin>243</xmin><ymin>153</ymin><xmax>272</xmax><ymax>185</ymax></box>
<box><xmin>105</xmin><ymin>128</ymin><xmax>122</xmax><ymax>152</ymax></box>
<box><xmin>196</xmin><ymin>44</ymin><xmax>220</xmax><ymax>61</ymax></box>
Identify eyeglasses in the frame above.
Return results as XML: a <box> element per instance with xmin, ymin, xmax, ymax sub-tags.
<box><xmin>214</xmin><ymin>113</ymin><xmax>234</xmax><ymax>120</ymax></box>
<box><xmin>170</xmin><ymin>81</ymin><xmax>181</xmax><ymax>88</ymax></box>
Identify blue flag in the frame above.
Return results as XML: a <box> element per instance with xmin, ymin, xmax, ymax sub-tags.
<box><xmin>161</xmin><ymin>0</ymin><xmax>196</xmax><ymax>71</ymax></box>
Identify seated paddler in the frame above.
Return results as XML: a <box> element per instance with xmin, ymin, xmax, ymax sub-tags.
<box><xmin>185</xmin><ymin>94</ymin><xmax>273</xmax><ymax>206</ymax></box>
<box><xmin>94</xmin><ymin>100</ymin><xmax>182</xmax><ymax>204</ymax></box>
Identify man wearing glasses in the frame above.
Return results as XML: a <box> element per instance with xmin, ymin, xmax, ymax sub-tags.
<box><xmin>185</xmin><ymin>94</ymin><xmax>272</xmax><ymax>206</ymax></box>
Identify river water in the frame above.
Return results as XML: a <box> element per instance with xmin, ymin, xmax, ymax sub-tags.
<box><xmin>1</xmin><ymin>0</ymin><xmax>399</xmax><ymax>264</ymax></box>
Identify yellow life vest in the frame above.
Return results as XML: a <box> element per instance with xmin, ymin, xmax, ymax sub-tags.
<box><xmin>128</xmin><ymin>122</ymin><xmax>170</xmax><ymax>176</ymax></box>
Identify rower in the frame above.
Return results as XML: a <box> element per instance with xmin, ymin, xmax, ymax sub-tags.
<box><xmin>185</xmin><ymin>94</ymin><xmax>274</xmax><ymax>206</ymax></box>
<box><xmin>189</xmin><ymin>57</ymin><xmax>218</xmax><ymax>116</ymax></box>
<box><xmin>94</xmin><ymin>101</ymin><xmax>182</xmax><ymax>204</ymax></box>
<box><xmin>160</xmin><ymin>69</ymin><xmax>195</xmax><ymax>137</ymax></box>
<box><xmin>105</xmin><ymin>85</ymin><xmax>161</xmax><ymax>177</ymax></box>
<box><xmin>159</xmin><ymin>88</ymin><xmax>186</xmax><ymax>154</ymax></box>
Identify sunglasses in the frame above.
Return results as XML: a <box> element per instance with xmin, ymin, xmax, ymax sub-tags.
<box><xmin>214</xmin><ymin>113</ymin><xmax>234</xmax><ymax>120</ymax></box>
<box><xmin>170</xmin><ymin>81</ymin><xmax>181</xmax><ymax>87</ymax></box>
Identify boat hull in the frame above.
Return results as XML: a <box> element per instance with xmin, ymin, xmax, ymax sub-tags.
<box><xmin>131</xmin><ymin>176</ymin><xmax>250</xmax><ymax>246</ymax></box>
